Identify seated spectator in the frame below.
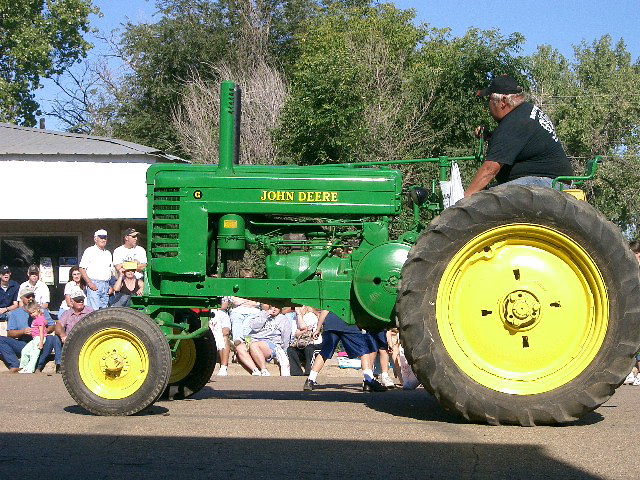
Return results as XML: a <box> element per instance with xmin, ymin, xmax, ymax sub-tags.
<box><xmin>18</xmin><ymin>265</ymin><xmax>50</xmax><ymax>309</ymax></box>
<box><xmin>58</xmin><ymin>266</ymin><xmax>87</xmax><ymax>316</ymax></box>
<box><xmin>18</xmin><ymin>302</ymin><xmax>48</xmax><ymax>373</ymax></box>
<box><xmin>0</xmin><ymin>265</ymin><xmax>19</xmax><ymax>322</ymax></box>
<box><xmin>287</xmin><ymin>306</ymin><xmax>322</xmax><ymax>376</ymax></box>
<box><xmin>110</xmin><ymin>262</ymin><xmax>143</xmax><ymax>307</ymax></box>
<box><xmin>0</xmin><ymin>286</ymin><xmax>61</xmax><ymax>373</ymax></box>
<box><xmin>245</xmin><ymin>305</ymin><xmax>290</xmax><ymax>376</ymax></box>
<box><xmin>55</xmin><ymin>287</ymin><xmax>94</xmax><ymax>344</ymax></box>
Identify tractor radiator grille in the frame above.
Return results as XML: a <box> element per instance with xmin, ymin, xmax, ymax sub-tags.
<box><xmin>151</xmin><ymin>187</ymin><xmax>181</xmax><ymax>258</ymax></box>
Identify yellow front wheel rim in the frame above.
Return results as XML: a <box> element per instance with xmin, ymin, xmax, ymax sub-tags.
<box><xmin>79</xmin><ymin>328</ymin><xmax>150</xmax><ymax>400</ymax></box>
<box><xmin>169</xmin><ymin>339</ymin><xmax>196</xmax><ymax>384</ymax></box>
<box><xmin>437</xmin><ymin>224</ymin><xmax>608</xmax><ymax>395</ymax></box>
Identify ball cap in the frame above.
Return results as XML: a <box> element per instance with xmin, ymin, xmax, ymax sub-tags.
<box><xmin>477</xmin><ymin>74</ymin><xmax>523</xmax><ymax>96</ymax></box>
<box><xmin>19</xmin><ymin>286</ymin><xmax>35</xmax><ymax>298</ymax></box>
<box><xmin>27</xmin><ymin>264</ymin><xmax>39</xmax><ymax>275</ymax></box>
<box><xmin>123</xmin><ymin>228</ymin><xmax>139</xmax><ymax>237</ymax></box>
<box><xmin>69</xmin><ymin>286</ymin><xmax>86</xmax><ymax>301</ymax></box>
<box><xmin>94</xmin><ymin>229</ymin><xmax>108</xmax><ymax>237</ymax></box>
<box><xmin>0</xmin><ymin>265</ymin><xmax>10</xmax><ymax>274</ymax></box>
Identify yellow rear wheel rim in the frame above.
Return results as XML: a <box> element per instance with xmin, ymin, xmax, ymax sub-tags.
<box><xmin>79</xmin><ymin>328</ymin><xmax>149</xmax><ymax>400</ymax></box>
<box><xmin>437</xmin><ymin>224</ymin><xmax>608</xmax><ymax>395</ymax></box>
<box><xmin>168</xmin><ymin>339</ymin><xmax>196</xmax><ymax>384</ymax></box>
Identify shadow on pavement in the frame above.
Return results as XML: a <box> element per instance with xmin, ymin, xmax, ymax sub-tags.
<box><xmin>174</xmin><ymin>385</ymin><xmax>605</xmax><ymax>426</ymax></box>
<box><xmin>0</xmin><ymin>432</ymin><xmax>602</xmax><ymax>479</ymax></box>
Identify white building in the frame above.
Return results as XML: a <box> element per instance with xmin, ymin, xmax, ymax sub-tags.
<box><xmin>0</xmin><ymin>123</ymin><xmax>187</xmax><ymax>309</ymax></box>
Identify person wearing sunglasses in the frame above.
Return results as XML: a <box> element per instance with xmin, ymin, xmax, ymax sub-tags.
<box><xmin>79</xmin><ymin>229</ymin><xmax>113</xmax><ymax>310</ymax></box>
<box><xmin>113</xmin><ymin>227</ymin><xmax>147</xmax><ymax>279</ymax></box>
<box><xmin>55</xmin><ymin>286</ymin><xmax>93</xmax><ymax>344</ymax></box>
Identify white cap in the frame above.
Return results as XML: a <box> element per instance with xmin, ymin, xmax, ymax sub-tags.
<box><xmin>69</xmin><ymin>286</ymin><xmax>86</xmax><ymax>300</ymax></box>
<box><xmin>94</xmin><ymin>229</ymin><xmax>108</xmax><ymax>237</ymax></box>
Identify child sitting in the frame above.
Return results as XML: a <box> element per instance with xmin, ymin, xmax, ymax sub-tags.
<box><xmin>18</xmin><ymin>303</ymin><xmax>47</xmax><ymax>373</ymax></box>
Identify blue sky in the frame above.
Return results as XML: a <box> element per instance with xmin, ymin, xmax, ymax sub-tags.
<box><xmin>36</xmin><ymin>0</ymin><xmax>640</xmax><ymax>129</ymax></box>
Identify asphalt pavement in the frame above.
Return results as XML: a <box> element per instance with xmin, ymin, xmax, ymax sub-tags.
<box><xmin>0</xmin><ymin>362</ymin><xmax>638</xmax><ymax>479</ymax></box>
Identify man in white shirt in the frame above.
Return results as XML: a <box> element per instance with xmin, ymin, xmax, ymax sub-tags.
<box><xmin>79</xmin><ymin>229</ymin><xmax>113</xmax><ymax>310</ymax></box>
<box><xmin>18</xmin><ymin>264</ymin><xmax>50</xmax><ymax>309</ymax></box>
<box><xmin>112</xmin><ymin>228</ymin><xmax>147</xmax><ymax>279</ymax></box>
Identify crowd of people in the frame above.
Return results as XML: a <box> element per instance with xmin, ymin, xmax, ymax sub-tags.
<box><xmin>208</xmin><ymin>296</ymin><xmax>413</xmax><ymax>392</ymax></box>
<box><xmin>0</xmin><ymin>227</ymin><xmax>146</xmax><ymax>373</ymax></box>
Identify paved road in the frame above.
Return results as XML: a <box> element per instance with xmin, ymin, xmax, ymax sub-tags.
<box><xmin>0</xmin><ymin>368</ymin><xmax>637</xmax><ymax>479</ymax></box>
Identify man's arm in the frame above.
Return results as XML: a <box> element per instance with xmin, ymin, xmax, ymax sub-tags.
<box><xmin>0</xmin><ymin>300</ymin><xmax>18</xmax><ymax>315</ymax></box>
<box><xmin>464</xmin><ymin>160</ymin><xmax>502</xmax><ymax>198</ymax></box>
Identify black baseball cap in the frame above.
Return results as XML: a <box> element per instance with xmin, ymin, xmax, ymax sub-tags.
<box><xmin>0</xmin><ymin>265</ymin><xmax>10</xmax><ymax>274</ymax></box>
<box><xmin>477</xmin><ymin>74</ymin><xmax>523</xmax><ymax>96</ymax></box>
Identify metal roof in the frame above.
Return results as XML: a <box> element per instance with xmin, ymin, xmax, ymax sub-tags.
<box><xmin>0</xmin><ymin>122</ymin><xmax>184</xmax><ymax>160</ymax></box>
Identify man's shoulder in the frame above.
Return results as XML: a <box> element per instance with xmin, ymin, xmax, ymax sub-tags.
<box><xmin>8</xmin><ymin>280</ymin><xmax>19</xmax><ymax>289</ymax></box>
<box><xmin>82</xmin><ymin>306</ymin><xmax>95</xmax><ymax>315</ymax></box>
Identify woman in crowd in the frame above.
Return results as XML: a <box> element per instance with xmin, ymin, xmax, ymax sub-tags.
<box><xmin>58</xmin><ymin>266</ymin><xmax>87</xmax><ymax>315</ymax></box>
<box><xmin>287</xmin><ymin>306</ymin><xmax>322</xmax><ymax>376</ymax></box>
<box><xmin>111</xmin><ymin>262</ymin><xmax>143</xmax><ymax>307</ymax></box>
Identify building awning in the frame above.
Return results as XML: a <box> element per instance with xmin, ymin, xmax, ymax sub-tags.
<box><xmin>4</xmin><ymin>161</ymin><xmax>152</xmax><ymax>219</ymax></box>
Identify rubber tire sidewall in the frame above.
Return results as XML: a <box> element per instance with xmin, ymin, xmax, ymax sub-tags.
<box><xmin>61</xmin><ymin>307</ymin><xmax>172</xmax><ymax>416</ymax></box>
<box><xmin>397</xmin><ymin>185</ymin><xmax>640</xmax><ymax>425</ymax></box>
<box><xmin>167</xmin><ymin>328</ymin><xmax>217</xmax><ymax>398</ymax></box>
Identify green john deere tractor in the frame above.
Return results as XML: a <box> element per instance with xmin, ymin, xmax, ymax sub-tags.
<box><xmin>61</xmin><ymin>81</ymin><xmax>640</xmax><ymax>425</ymax></box>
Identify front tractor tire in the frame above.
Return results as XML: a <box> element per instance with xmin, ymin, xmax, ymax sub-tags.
<box><xmin>397</xmin><ymin>185</ymin><xmax>640</xmax><ymax>426</ymax></box>
<box><xmin>61</xmin><ymin>308</ymin><xmax>172</xmax><ymax>416</ymax></box>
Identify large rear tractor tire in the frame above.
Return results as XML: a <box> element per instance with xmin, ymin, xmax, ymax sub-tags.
<box><xmin>397</xmin><ymin>185</ymin><xmax>640</xmax><ymax>426</ymax></box>
<box><xmin>163</xmin><ymin>328</ymin><xmax>217</xmax><ymax>400</ymax></box>
<box><xmin>61</xmin><ymin>308</ymin><xmax>172</xmax><ymax>416</ymax></box>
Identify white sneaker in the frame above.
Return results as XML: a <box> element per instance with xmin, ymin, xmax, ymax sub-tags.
<box><xmin>217</xmin><ymin>366</ymin><xmax>228</xmax><ymax>376</ymax></box>
<box><xmin>380</xmin><ymin>375</ymin><xmax>395</xmax><ymax>388</ymax></box>
<box><xmin>251</xmin><ymin>369</ymin><xmax>262</xmax><ymax>376</ymax></box>
<box><xmin>634</xmin><ymin>376</ymin><xmax>640</xmax><ymax>386</ymax></box>
<box><xmin>624</xmin><ymin>372</ymin><xmax>636</xmax><ymax>384</ymax></box>
<box><xmin>261</xmin><ymin>369</ymin><xmax>271</xmax><ymax>376</ymax></box>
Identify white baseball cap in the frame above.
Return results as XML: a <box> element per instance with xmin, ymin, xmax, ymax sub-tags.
<box><xmin>94</xmin><ymin>229</ymin><xmax>108</xmax><ymax>237</ymax></box>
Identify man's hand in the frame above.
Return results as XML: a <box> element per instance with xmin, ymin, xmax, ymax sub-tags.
<box><xmin>88</xmin><ymin>282</ymin><xmax>97</xmax><ymax>291</ymax></box>
<box><xmin>23</xmin><ymin>327</ymin><xmax>32</xmax><ymax>335</ymax></box>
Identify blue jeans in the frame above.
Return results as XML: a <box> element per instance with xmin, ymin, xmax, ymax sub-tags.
<box><xmin>86</xmin><ymin>279</ymin><xmax>109</xmax><ymax>309</ymax></box>
<box><xmin>0</xmin><ymin>334</ymin><xmax>61</xmax><ymax>370</ymax></box>
<box><xmin>499</xmin><ymin>176</ymin><xmax>554</xmax><ymax>188</ymax></box>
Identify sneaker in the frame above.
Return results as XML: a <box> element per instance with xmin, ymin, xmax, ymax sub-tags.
<box><xmin>380</xmin><ymin>375</ymin><xmax>396</xmax><ymax>388</ymax></box>
<box><xmin>363</xmin><ymin>378</ymin><xmax>387</xmax><ymax>392</ymax></box>
<box><xmin>55</xmin><ymin>364</ymin><xmax>61</xmax><ymax>374</ymax></box>
<box><xmin>217</xmin><ymin>366</ymin><xmax>228</xmax><ymax>376</ymax></box>
<box><xmin>260</xmin><ymin>369</ymin><xmax>271</xmax><ymax>376</ymax></box>
<box><xmin>303</xmin><ymin>378</ymin><xmax>316</xmax><ymax>391</ymax></box>
<box><xmin>624</xmin><ymin>372</ymin><xmax>636</xmax><ymax>384</ymax></box>
<box><xmin>18</xmin><ymin>369</ymin><xmax>32</xmax><ymax>374</ymax></box>
<box><xmin>634</xmin><ymin>376</ymin><xmax>640</xmax><ymax>386</ymax></box>
<box><xmin>251</xmin><ymin>369</ymin><xmax>262</xmax><ymax>376</ymax></box>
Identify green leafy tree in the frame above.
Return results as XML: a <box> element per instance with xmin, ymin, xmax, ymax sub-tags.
<box><xmin>275</xmin><ymin>1</ymin><xmax>526</xmax><ymax>182</ymax></box>
<box><xmin>527</xmin><ymin>37</ymin><xmax>640</xmax><ymax>229</ymax></box>
<box><xmin>0</xmin><ymin>0</ymin><xmax>97</xmax><ymax>125</ymax></box>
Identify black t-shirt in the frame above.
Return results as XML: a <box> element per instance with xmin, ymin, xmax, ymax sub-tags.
<box><xmin>487</xmin><ymin>102</ymin><xmax>573</xmax><ymax>183</ymax></box>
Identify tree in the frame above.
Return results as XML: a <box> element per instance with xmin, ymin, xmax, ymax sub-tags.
<box><xmin>527</xmin><ymin>36</ymin><xmax>640</xmax><ymax>230</ymax></box>
<box><xmin>113</xmin><ymin>0</ymin><xmax>316</xmax><ymax>155</ymax></box>
<box><xmin>0</xmin><ymin>0</ymin><xmax>97</xmax><ymax>126</ymax></box>
<box><xmin>274</xmin><ymin>0</ymin><xmax>526</xmax><ymax>186</ymax></box>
